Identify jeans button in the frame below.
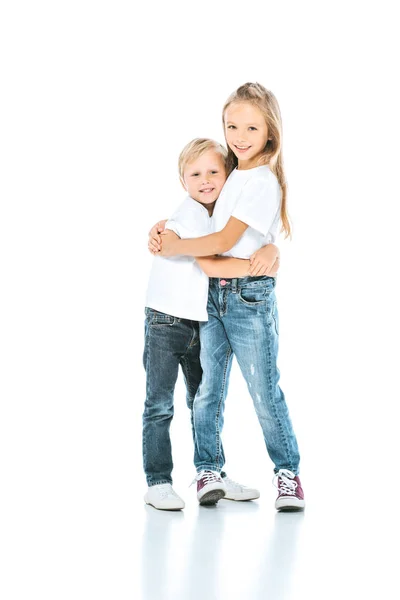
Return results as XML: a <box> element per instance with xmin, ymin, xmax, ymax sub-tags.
<box><xmin>220</xmin><ymin>279</ymin><xmax>227</xmax><ymax>286</ymax></box>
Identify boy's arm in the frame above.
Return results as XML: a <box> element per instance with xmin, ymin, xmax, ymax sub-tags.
<box><xmin>196</xmin><ymin>256</ymin><xmax>250</xmax><ymax>278</ymax></box>
<box><xmin>249</xmin><ymin>243</ymin><xmax>280</xmax><ymax>276</ymax></box>
<box><xmin>197</xmin><ymin>255</ymin><xmax>280</xmax><ymax>278</ymax></box>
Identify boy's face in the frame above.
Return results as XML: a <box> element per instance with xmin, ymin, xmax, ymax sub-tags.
<box><xmin>181</xmin><ymin>150</ymin><xmax>227</xmax><ymax>211</ymax></box>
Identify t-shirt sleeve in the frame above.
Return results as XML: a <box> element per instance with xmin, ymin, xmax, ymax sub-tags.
<box><xmin>165</xmin><ymin>203</ymin><xmax>209</xmax><ymax>239</ymax></box>
<box><xmin>231</xmin><ymin>176</ymin><xmax>281</xmax><ymax>237</ymax></box>
<box><xmin>164</xmin><ymin>218</ymin><xmax>181</xmax><ymax>237</ymax></box>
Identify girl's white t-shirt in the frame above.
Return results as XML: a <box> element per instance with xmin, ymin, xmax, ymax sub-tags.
<box><xmin>212</xmin><ymin>165</ymin><xmax>281</xmax><ymax>258</ymax></box>
<box><xmin>145</xmin><ymin>196</ymin><xmax>212</xmax><ymax>321</ymax></box>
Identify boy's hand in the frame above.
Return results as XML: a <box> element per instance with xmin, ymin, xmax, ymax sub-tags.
<box><xmin>159</xmin><ymin>230</ymin><xmax>180</xmax><ymax>257</ymax></box>
<box><xmin>148</xmin><ymin>219</ymin><xmax>167</xmax><ymax>254</ymax></box>
<box><xmin>267</xmin><ymin>256</ymin><xmax>280</xmax><ymax>277</ymax></box>
<box><xmin>249</xmin><ymin>243</ymin><xmax>280</xmax><ymax>276</ymax></box>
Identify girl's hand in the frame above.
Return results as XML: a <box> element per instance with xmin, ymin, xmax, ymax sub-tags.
<box><xmin>159</xmin><ymin>229</ymin><xmax>180</xmax><ymax>257</ymax></box>
<box><xmin>249</xmin><ymin>243</ymin><xmax>279</xmax><ymax>276</ymax></box>
<box><xmin>148</xmin><ymin>219</ymin><xmax>168</xmax><ymax>255</ymax></box>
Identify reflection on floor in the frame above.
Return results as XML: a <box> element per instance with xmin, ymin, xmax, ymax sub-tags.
<box><xmin>141</xmin><ymin>496</ymin><xmax>304</xmax><ymax>600</ymax></box>
<box><xmin>139</xmin><ymin>488</ymin><xmax>393</xmax><ymax>600</ymax></box>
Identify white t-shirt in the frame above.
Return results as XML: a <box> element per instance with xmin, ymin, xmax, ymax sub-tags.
<box><xmin>145</xmin><ymin>196</ymin><xmax>212</xmax><ymax>321</ymax></box>
<box><xmin>212</xmin><ymin>165</ymin><xmax>281</xmax><ymax>258</ymax></box>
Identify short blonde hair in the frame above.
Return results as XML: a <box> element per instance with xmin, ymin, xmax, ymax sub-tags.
<box><xmin>178</xmin><ymin>138</ymin><xmax>227</xmax><ymax>181</ymax></box>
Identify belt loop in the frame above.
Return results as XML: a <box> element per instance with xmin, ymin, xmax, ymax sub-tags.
<box><xmin>231</xmin><ymin>278</ymin><xmax>238</xmax><ymax>293</ymax></box>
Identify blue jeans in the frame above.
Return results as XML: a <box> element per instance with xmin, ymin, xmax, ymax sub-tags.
<box><xmin>142</xmin><ymin>308</ymin><xmax>227</xmax><ymax>486</ymax></box>
<box><xmin>193</xmin><ymin>276</ymin><xmax>300</xmax><ymax>475</ymax></box>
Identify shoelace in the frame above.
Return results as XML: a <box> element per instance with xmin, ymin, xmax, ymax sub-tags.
<box><xmin>223</xmin><ymin>476</ymin><xmax>242</xmax><ymax>490</ymax></box>
<box><xmin>190</xmin><ymin>470</ymin><xmax>221</xmax><ymax>487</ymax></box>
<box><xmin>156</xmin><ymin>485</ymin><xmax>177</xmax><ymax>499</ymax></box>
<box><xmin>273</xmin><ymin>469</ymin><xmax>298</xmax><ymax>496</ymax></box>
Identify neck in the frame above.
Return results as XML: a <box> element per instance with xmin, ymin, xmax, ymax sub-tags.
<box><xmin>237</xmin><ymin>154</ymin><xmax>264</xmax><ymax>170</ymax></box>
<box><xmin>196</xmin><ymin>199</ymin><xmax>215</xmax><ymax>216</ymax></box>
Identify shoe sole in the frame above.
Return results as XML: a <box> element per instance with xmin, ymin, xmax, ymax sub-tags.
<box><xmin>199</xmin><ymin>489</ymin><xmax>226</xmax><ymax>506</ymax></box>
<box><xmin>144</xmin><ymin>497</ymin><xmax>184</xmax><ymax>511</ymax></box>
<box><xmin>223</xmin><ymin>493</ymin><xmax>260</xmax><ymax>501</ymax></box>
<box><xmin>275</xmin><ymin>499</ymin><xmax>305</xmax><ymax>512</ymax></box>
<box><xmin>145</xmin><ymin>501</ymin><xmax>184</xmax><ymax>511</ymax></box>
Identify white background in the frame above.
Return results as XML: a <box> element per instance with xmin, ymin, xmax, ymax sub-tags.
<box><xmin>1</xmin><ymin>1</ymin><xmax>399</xmax><ymax>599</ymax></box>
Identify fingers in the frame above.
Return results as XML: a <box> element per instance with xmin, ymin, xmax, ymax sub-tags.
<box><xmin>249</xmin><ymin>253</ymin><xmax>256</xmax><ymax>264</ymax></box>
<box><xmin>149</xmin><ymin>225</ymin><xmax>159</xmax><ymax>237</ymax></box>
<box><xmin>157</xmin><ymin>220</ymin><xmax>167</xmax><ymax>233</ymax></box>
<box><xmin>148</xmin><ymin>231</ymin><xmax>161</xmax><ymax>251</ymax></box>
<box><xmin>249</xmin><ymin>260</ymin><xmax>263</xmax><ymax>276</ymax></box>
<box><xmin>250</xmin><ymin>261</ymin><xmax>273</xmax><ymax>276</ymax></box>
<box><xmin>148</xmin><ymin>240</ymin><xmax>160</xmax><ymax>253</ymax></box>
<box><xmin>149</xmin><ymin>233</ymin><xmax>161</xmax><ymax>244</ymax></box>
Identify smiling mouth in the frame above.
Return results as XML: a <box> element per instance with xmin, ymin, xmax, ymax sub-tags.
<box><xmin>200</xmin><ymin>188</ymin><xmax>215</xmax><ymax>194</ymax></box>
<box><xmin>234</xmin><ymin>145</ymin><xmax>251</xmax><ymax>152</ymax></box>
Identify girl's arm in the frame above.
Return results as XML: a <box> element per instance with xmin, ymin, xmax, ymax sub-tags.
<box><xmin>159</xmin><ymin>216</ymin><xmax>248</xmax><ymax>257</ymax></box>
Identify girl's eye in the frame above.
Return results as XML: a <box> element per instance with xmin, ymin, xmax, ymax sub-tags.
<box><xmin>192</xmin><ymin>173</ymin><xmax>199</xmax><ymax>177</ymax></box>
<box><xmin>249</xmin><ymin>127</ymin><xmax>257</xmax><ymax>131</ymax></box>
<box><xmin>227</xmin><ymin>125</ymin><xmax>236</xmax><ymax>129</ymax></box>
<box><xmin>211</xmin><ymin>171</ymin><xmax>218</xmax><ymax>174</ymax></box>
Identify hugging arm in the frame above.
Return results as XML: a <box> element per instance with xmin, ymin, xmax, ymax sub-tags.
<box><xmin>147</xmin><ymin>217</ymin><xmax>279</xmax><ymax>277</ymax></box>
<box><xmin>196</xmin><ymin>255</ymin><xmax>280</xmax><ymax>278</ymax></box>
<box><xmin>159</xmin><ymin>216</ymin><xmax>279</xmax><ymax>276</ymax></box>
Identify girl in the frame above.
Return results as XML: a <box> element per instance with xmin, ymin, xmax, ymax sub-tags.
<box><xmin>155</xmin><ymin>83</ymin><xmax>305</xmax><ymax>511</ymax></box>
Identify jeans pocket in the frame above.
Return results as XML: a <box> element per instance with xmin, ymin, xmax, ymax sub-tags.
<box><xmin>238</xmin><ymin>278</ymin><xmax>275</xmax><ymax>305</ymax></box>
<box><xmin>146</xmin><ymin>308</ymin><xmax>175</xmax><ymax>326</ymax></box>
<box><xmin>238</xmin><ymin>287</ymin><xmax>267</xmax><ymax>305</ymax></box>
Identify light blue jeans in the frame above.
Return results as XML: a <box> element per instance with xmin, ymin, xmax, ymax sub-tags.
<box><xmin>193</xmin><ymin>276</ymin><xmax>300</xmax><ymax>475</ymax></box>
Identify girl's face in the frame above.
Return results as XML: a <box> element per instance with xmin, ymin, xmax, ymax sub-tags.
<box><xmin>224</xmin><ymin>102</ymin><xmax>270</xmax><ymax>169</ymax></box>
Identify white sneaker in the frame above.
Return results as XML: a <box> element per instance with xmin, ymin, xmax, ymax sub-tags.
<box><xmin>223</xmin><ymin>476</ymin><xmax>260</xmax><ymax>501</ymax></box>
<box><xmin>144</xmin><ymin>484</ymin><xmax>185</xmax><ymax>510</ymax></box>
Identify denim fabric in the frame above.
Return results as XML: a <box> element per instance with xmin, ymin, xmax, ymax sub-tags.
<box><xmin>193</xmin><ymin>276</ymin><xmax>300</xmax><ymax>475</ymax></box>
<box><xmin>143</xmin><ymin>307</ymin><xmax>222</xmax><ymax>486</ymax></box>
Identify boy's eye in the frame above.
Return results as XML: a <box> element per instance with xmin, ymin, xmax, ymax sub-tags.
<box><xmin>227</xmin><ymin>125</ymin><xmax>236</xmax><ymax>129</ymax></box>
<box><xmin>191</xmin><ymin>173</ymin><xmax>199</xmax><ymax>177</ymax></box>
<box><xmin>211</xmin><ymin>171</ymin><xmax>218</xmax><ymax>174</ymax></box>
<box><xmin>249</xmin><ymin>127</ymin><xmax>257</xmax><ymax>131</ymax></box>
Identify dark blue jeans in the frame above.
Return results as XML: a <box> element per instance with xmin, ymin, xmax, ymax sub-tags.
<box><xmin>193</xmin><ymin>276</ymin><xmax>300</xmax><ymax>475</ymax></box>
<box><xmin>142</xmin><ymin>307</ymin><xmax>204</xmax><ymax>486</ymax></box>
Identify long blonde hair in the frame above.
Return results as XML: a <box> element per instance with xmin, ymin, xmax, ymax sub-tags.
<box><xmin>222</xmin><ymin>82</ymin><xmax>291</xmax><ymax>239</ymax></box>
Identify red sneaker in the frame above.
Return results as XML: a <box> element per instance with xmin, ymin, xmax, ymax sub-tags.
<box><xmin>274</xmin><ymin>469</ymin><xmax>305</xmax><ymax>511</ymax></box>
<box><xmin>195</xmin><ymin>470</ymin><xmax>226</xmax><ymax>506</ymax></box>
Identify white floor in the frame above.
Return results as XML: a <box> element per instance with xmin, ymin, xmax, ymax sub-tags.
<box><xmin>139</xmin><ymin>479</ymin><xmax>396</xmax><ymax>600</ymax></box>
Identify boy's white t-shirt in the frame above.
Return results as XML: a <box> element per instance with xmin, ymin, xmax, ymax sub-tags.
<box><xmin>145</xmin><ymin>196</ymin><xmax>212</xmax><ymax>321</ymax></box>
<box><xmin>212</xmin><ymin>165</ymin><xmax>281</xmax><ymax>258</ymax></box>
